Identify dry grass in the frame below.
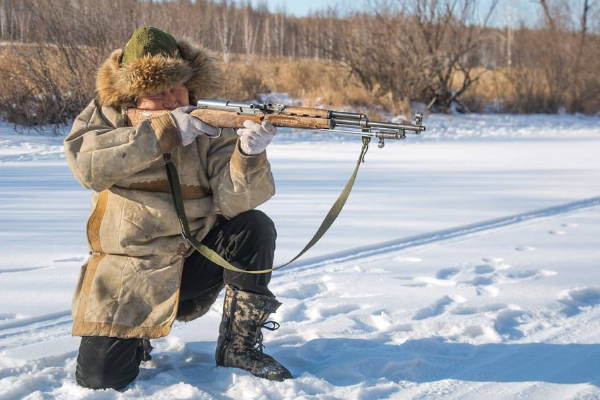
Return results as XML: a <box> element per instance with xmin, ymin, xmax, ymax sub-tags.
<box><xmin>451</xmin><ymin>67</ymin><xmax>511</xmax><ymax>111</ymax></box>
<box><xmin>1</xmin><ymin>43</ymin><xmax>598</xmax><ymax>128</ymax></box>
<box><xmin>0</xmin><ymin>43</ymin><xmax>97</xmax><ymax>128</ymax></box>
<box><xmin>217</xmin><ymin>55</ymin><xmax>411</xmax><ymax>116</ymax></box>
<box><xmin>457</xmin><ymin>64</ymin><xmax>600</xmax><ymax>114</ymax></box>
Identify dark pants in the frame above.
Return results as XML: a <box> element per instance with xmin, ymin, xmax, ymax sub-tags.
<box><xmin>75</xmin><ymin>210</ymin><xmax>276</xmax><ymax>390</ymax></box>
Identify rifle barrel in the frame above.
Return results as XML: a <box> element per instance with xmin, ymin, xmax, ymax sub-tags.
<box><xmin>332</xmin><ymin>118</ymin><xmax>425</xmax><ymax>133</ymax></box>
<box><xmin>330</xmin><ymin>111</ymin><xmax>364</xmax><ymax>119</ymax></box>
<box><xmin>196</xmin><ymin>98</ymin><xmax>426</xmax><ymax>136</ymax></box>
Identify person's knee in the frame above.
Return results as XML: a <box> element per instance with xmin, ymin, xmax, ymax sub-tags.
<box><xmin>76</xmin><ymin>337</ymin><xmax>141</xmax><ymax>390</ymax></box>
<box><xmin>76</xmin><ymin>368</ymin><xmax>123</xmax><ymax>390</ymax></box>
<box><xmin>76</xmin><ymin>359</ymin><xmax>140</xmax><ymax>391</ymax></box>
<box><xmin>76</xmin><ymin>361</ymin><xmax>134</xmax><ymax>390</ymax></box>
<box><xmin>237</xmin><ymin>210</ymin><xmax>277</xmax><ymax>239</ymax></box>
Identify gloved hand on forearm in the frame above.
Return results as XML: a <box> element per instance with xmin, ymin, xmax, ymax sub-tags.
<box><xmin>237</xmin><ymin>120</ymin><xmax>277</xmax><ymax>155</ymax></box>
<box><xmin>171</xmin><ymin>106</ymin><xmax>219</xmax><ymax>146</ymax></box>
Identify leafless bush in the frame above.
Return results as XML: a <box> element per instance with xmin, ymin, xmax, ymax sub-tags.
<box><xmin>215</xmin><ymin>57</ymin><xmax>397</xmax><ymax>115</ymax></box>
<box><xmin>0</xmin><ymin>0</ymin><xmax>599</xmax><ymax>127</ymax></box>
<box><xmin>312</xmin><ymin>0</ymin><xmax>500</xmax><ymax>114</ymax></box>
<box><xmin>501</xmin><ymin>0</ymin><xmax>600</xmax><ymax>113</ymax></box>
<box><xmin>217</xmin><ymin>58</ymin><xmax>268</xmax><ymax>101</ymax></box>
<box><xmin>0</xmin><ymin>0</ymin><xmax>112</xmax><ymax>127</ymax></box>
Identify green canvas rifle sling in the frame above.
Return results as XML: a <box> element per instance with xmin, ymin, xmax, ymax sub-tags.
<box><xmin>163</xmin><ymin>136</ymin><xmax>371</xmax><ymax>274</ymax></box>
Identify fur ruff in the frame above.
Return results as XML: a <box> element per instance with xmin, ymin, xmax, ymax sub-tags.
<box><xmin>96</xmin><ymin>39</ymin><xmax>220</xmax><ymax>108</ymax></box>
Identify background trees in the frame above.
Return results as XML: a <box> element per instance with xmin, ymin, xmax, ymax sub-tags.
<box><xmin>0</xmin><ymin>0</ymin><xmax>598</xmax><ymax>126</ymax></box>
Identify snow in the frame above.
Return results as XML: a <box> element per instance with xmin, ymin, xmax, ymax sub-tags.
<box><xmin>0</xmin><ymin>113</ymin><xmax>599</xmax><ymax>399</ymax></box>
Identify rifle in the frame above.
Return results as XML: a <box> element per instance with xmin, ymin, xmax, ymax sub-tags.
<box><xmin>126</xmin><ymin>99</ymin><xmax>426</xmax><ymax>274</ymax></box>
<box><xmin>193</xmin><ymin>99</ymin><xmax>425</xmax><ymax>148</ymax></box>
<box><xmin>127</xmin><ymin>99</ymin><xmax>425</xmax><ymax>148</ymax></box>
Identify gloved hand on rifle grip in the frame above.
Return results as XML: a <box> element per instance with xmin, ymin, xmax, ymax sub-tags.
<box><xmin>171</xmin><ymin>106</ymin><xmax>219</xmax><ymax>146</ymax></box>
<box><xmin>237</xmin><ymin>120</ymin><xmax>277</xmax><ymax>155</ymax></box>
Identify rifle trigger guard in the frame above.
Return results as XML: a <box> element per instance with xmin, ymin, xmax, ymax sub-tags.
<box><xmin>207</xmin><ymin>128</ymin><xmax>223</xmax><ymax>139</ymax></box>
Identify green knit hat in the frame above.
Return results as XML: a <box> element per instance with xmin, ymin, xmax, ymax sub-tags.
<box><xmin>119</xmin><ymin>26</ymin><xmax>182</xmax><ymax>65</ymax></box>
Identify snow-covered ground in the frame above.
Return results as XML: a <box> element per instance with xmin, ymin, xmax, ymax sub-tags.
<box><xmin>0</xmin><ymin>113</ymin><xmax>599</xmax><ymax>399</ymax></box>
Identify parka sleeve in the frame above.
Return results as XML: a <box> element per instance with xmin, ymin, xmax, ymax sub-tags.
<box><xmin>206</xmin><ymin>129</ymin><xmax>275</xmax><ymax>219</ymax></box>
<box><xmin>64</xmin><ymin>100</ymin><xmax>181</xmax><ymax>192</ymax></box>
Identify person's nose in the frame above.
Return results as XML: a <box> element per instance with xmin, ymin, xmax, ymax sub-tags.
<box><xmin>163</xmin><ymin>91</ymin><xmax>177</xmax><ymax>110</ymax></box>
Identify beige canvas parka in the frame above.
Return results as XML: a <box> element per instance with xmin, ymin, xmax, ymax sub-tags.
<box><xmin>64</xmin><ymin>41</ymin><xmax>275</xmax><ymax>339</ymax></box>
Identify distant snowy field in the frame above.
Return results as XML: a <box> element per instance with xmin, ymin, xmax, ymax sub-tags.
<box><xmin>0</xmin><ymin>113</ymin><xmax>599</xmax><ymax>399</ymax></box>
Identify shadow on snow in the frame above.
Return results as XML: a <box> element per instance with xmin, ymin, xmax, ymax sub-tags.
<box><xmin>274</xmin><ymin>337</ymin><xmax>600</xmax><ymax>386</ymax></box>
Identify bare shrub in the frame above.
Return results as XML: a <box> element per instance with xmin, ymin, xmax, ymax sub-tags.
<box><xmin>0</xmin><ymin>43</ymin><xmax>97</xmax><ymax>127</ymax></box>
<box><xmin>0</xmin><ymin>0</ymin><xmax>110</xmax><ymax>127</ymax></box>
<box><xmin>217</xmin><ymin>58</ymin><xmax>268</xmax><ymax>101</ymax></box>
<box><xmin>312</xmin><ymin>0</ymin><xmax>500</xmax><ymax>114</ymax></box>
<box><xmin>1</xmin><ymin>0</ymin><xmax>599</xmax><ymax>125</ymax></box>
<box><xmin>501</xmin><ymin>0</ymin><xmax>600</xmax><ymax>114</ymax></box>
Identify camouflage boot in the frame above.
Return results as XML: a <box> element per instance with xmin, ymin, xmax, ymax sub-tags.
<box><xmin>215</xmin><ymin>287</ymin><xmax>292</xmax><ymax>381</ymax></box>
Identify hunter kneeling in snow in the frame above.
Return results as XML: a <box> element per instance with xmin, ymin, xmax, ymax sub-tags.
<box><xmin>63</xmin><ymin>26</ymin><xmax>291</xmax><ymax>390</ymax></box>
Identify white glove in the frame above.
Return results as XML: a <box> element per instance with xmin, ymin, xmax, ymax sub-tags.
<box><xmin>171</xmin><ymin>106</ymin><xmax>219</xmax><ymax>146</ymax></box>
<box><xmin>237</xmin><ymin>120</ymin><xmax>277</xmax><ymax>155</ymax></box>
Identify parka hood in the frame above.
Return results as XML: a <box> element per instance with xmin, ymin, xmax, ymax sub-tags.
<box><xmin>96</xmin><ymin>39</ymin><xmax>220</xmax><ymax>108</ymax></box>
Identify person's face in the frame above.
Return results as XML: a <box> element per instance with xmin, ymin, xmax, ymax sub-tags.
<box><xmin>136</xmin><ymin>84</ymin><xmax>189</xmax><ymax>110</ymax></box>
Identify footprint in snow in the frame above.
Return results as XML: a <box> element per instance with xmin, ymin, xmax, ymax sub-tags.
<box><xmin>482</xmin><ymin>257</ymin><xmax>504</xmax><ymax>264</ymax></box>
<box><xmin>548</xmin><ymin>230</ymin><xmax>567</xmax><ymax>235</ymax></box>
<box><xmin>308</xmin><ymin>303</ymin><xmax>360</xmax><ymax>320</ymax></box>
<box><xmin>477</xmin><ymin>286</ymin><xmax>500</xmax><ymax>297</ymax></box>
<box><xmin>460</xmin><ymin>269</ymin><xmax>497</xmax><ymax>287</ymax></box>
<box><xmin>505</xmin><ymin>269</ymin><xmax>557</xmax><ymax>280</ymax></box>
<box><xmin>370</xmin><ymin>310</ymin><xmax>412</xmax><ymax>333</ymax></box>
<box><xmin>473</xmin><ymin>264</ymin><xmax>495</xmax><ymax>274</ymax></box>
<box><xmin>278</xmin><ymin>301</ymin><xmax>308</xmax><ymax>323</ymax></box>
<box><xmin>515</xmin><ymin>246</ymin><xmax>536</xmax><ymax>252</ymax></box>
<box><xmin>350</xmin><ymin>309</ymin><xmax>413</xmax><ymax>335</ymax></box>
<box><xmin>494</xmin><ymin>309</ymin><xmax>530</xmax><ymax>339</ymax></box>
<box><xmin>558</xmin><ymin>287</ymin><xmax>600</xmax><ymax>317</ymax></box>
<box><xmin>469</xmin><ymin>275</ymin><xmax>496</xmax><ymax>286</ymax></box>
<box><xmin>449</xmin><ymin>324</ymin><xmax>501</xmax><ymax>341</ymax></box>
<box><xmin>465</xmin><ymin>275</ymin><xmax>500</xmax><ymax>297</ymax></box>
<box><xmin>436</xmin><ymin>267</ymin><xmax>461</xmax><ymax>280</ymax></box>
<box><xmin>349</xmin><ymin>316</ymin><xmax>380</xmax><ymax>333</ymax></box>
<box><xmin>410</xmin><ymin>276</ymin><xmax>457</xmax><ymax>288</ymax></box>
<box><xmin>561</xmin><ymin>223</ymin><xmax>579</xmax><ymax>228</ymax></box>
<box><xmin>278</xmin><ymin>282</ymin><xmax>328</xmax><ymax>300</ymax></box>
<box><xmin>480</xmin><ymin>258</ymin><xmax>512</xmax><ymax>270</ymax></box>
<box><xmin>413</xmin><ymin>295</ymin><xmax>466</xmax><ymax>320</ymax></box>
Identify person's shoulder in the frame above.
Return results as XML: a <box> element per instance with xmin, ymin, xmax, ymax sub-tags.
<box><xmin>75</xmin><ymin>99</ymin><xmax>125</xmax><ymax>128</ymax></box>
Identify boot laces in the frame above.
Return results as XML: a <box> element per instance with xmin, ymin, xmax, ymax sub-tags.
<box><xmin>255</xmin><ymin>320</ymin><xmax>280</xmax><ymax>355</ymax></box>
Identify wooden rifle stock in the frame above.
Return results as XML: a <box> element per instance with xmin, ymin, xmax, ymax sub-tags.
<box><xmin>125</xmin><ymin>107</ymin><xmax>332</xmax><ymax>129</ymax></box>
<box><xmin>190</xmin><ymin>109</ymin><xmax>332</xmax><ymax>129</ymax></box>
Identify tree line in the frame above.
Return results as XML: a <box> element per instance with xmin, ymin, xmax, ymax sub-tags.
<box><xmin>0</xmin><ymin>0</ymin><xmax>598</xmax><ymax>127</ymax></box>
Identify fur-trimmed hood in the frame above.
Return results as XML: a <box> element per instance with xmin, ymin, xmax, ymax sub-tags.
<box><xmin>96</xmin><ymin>39</ymin><xmax>220</xmax><ymax>108</ymax></box>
